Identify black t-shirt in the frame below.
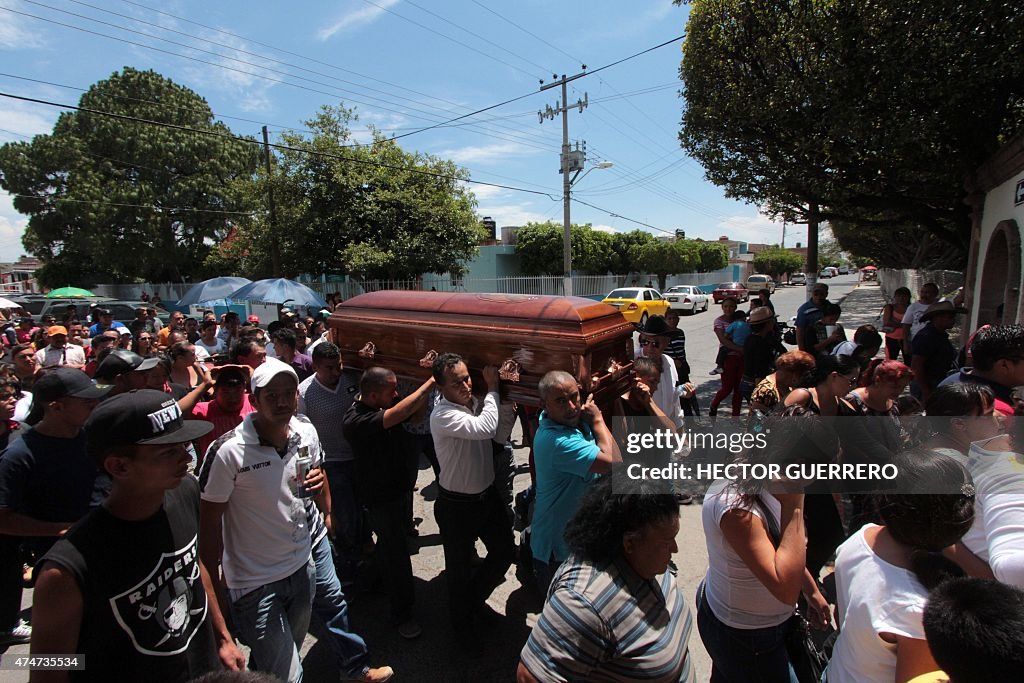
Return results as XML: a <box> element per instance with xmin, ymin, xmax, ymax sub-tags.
<box><xmin>0</xmin><ymin>429</ymin><xmax>99</xmax><ymax>527</ymax></box>
<box><xmin>912</xmin><ymin>324</ymin><xmax>957</xmax><ymax>390</ymax></box>
<box><xmin>40</xmin><ymin>477</ymin><xmax>220</xmax><ymax>682</ymax></box>
<box><xmin>342</xmin><ymin>399</ymin><xmax>416</xmax><ymax>505</ymax></box>
<box><xmin>743</xmin><ymin>333</ymin><xmax>775</xmax><ymax>381</ymax></box>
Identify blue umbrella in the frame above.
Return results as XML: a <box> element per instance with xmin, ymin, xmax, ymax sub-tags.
<box><xmin>227</xmin><ymin>278</ymin><xmax>328</xmax><ymax>309</ymax></box>
<box><xmin>177</xmin><ymin>277</ymin><xmax>252</xmax><ymax>306</ymax></box>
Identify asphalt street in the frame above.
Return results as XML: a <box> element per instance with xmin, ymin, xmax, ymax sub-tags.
<box><xmin>1</xmin><ymin>275</ymin><xmax>867</xmax><ymax>683</ymax></box>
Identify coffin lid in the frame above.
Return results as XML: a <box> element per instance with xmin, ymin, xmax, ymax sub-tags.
<box><xmin>333</xmin><ymin>291</ymin><xmax>622</xmax><ymax>325</ymax></box>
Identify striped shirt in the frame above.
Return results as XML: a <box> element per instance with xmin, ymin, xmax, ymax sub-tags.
<box><xmin>520</xmin><ymin>556</ymin><xmax>694</xmax><ymax>683</ymax></box>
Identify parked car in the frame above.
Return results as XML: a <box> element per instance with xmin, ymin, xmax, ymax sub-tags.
<box><xmin>711</xmin><ymin>282</ymin><xmax>749</xmax><ymax>303</ymax></box>
<box><xmin>600</xmin><ymin>287</ymin><xmax>670</xmax><ymax>325</ymax></box>
<box><xmin>663</xmin><ymin>285</ymin><xmax>710</xmax><ymax>314</ymax></box>
<box><xmin>790</xmin><ymin>272</ymin><xmax>807</xmax><ymax>286</ymax></box>
<box><xmin>745</xmin><ymin>274</ymin><xmax>776</xmax><ymax>295</ymax></box>
<box><xmin>819</xmin><ymin>269</ymin><xmax>833</xmax><ymax>279</ymax></box>
<box><xmin>103</xmin><ymin>301</ymin><xmax>171</xmax><ymax>328</ymax></box>
<box><xmin>11</xmin><ymin>296</ymin><xmax>114</xmax><ymax>325</ymax></box>
<box><xmin>838</xmin><ymin>265</ymin><xmax>850</xmax><ymax>275</ymax></box>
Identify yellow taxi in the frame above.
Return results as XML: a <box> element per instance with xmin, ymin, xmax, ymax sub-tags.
<box><xmin>600</xmin><ymin>287</ymin><xmax>670</xmax><ymax>324</ymax></box>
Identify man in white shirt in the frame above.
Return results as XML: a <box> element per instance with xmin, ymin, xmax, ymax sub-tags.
<box><xmin>195</xmin><ymin>319</ymin><xmax>226</xmax><ymax>357</ymax></box>
<box><xmin>636</xmin><ymin>317</ymin><xmax>684</xmax><ymax>430</ymax></box>
<box><xmin>901</xmin><ymin>282</ymin><xmax>940</xmax><ymax>355</ymax></box>
<box><xmin>35</xmin><ymin>326</ymin><xmax>86</xmax><ymax>369</ymax></box>
<box><xmin>198</xmin><ymin>359</ymin><xmax>323</xmax><ymax>682</ymax></box>
<box><xmin>429</xmin><ymin>353</ymin><xmax>516</xmax><ymax>649</ymax></box>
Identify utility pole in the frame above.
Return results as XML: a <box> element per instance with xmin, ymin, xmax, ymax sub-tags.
<box><xmin>262</xmin><ymin>125</ymin><xmax>282</xmax><ymax>277</ymax></box>
<box><xmin>540</xmin><ymin>70</ymin><xmax>588</xmax><ymax>297</ymax></box>
<box><xmin>781</xmin><ymin>220</ymin><xmax>786</xmax><ymax>248</ymax></box>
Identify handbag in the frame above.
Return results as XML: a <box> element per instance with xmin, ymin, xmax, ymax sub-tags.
<box><xmin>752</xmin><ymin>496</ymin><xmax>837</xmax><ymax>683</ymax></box>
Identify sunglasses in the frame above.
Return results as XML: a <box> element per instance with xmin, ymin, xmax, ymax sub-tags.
<box><xmin>0</xmin><ymin>392</ymin><xmax>21</xmax><ymax>401</ymax></box>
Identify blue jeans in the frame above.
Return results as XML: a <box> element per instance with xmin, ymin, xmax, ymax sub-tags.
<box><xmin>697</xmin><ymin>583</ymin><xmax>798</xmax><ymax>683</ymax></box>
<box><xmin>230</xmin><ymin>560</ymin><xmax>316</xmax><ymax>683</ymax></box>
<box><xmin>311</xmin><ymin>535</ymin><xmax>369</xmax><ymax>678</ymax></box>
<box><xmin>322</xmin><ymin>460</ymin><xmax>369</xmax><ymax>580</ymax></box>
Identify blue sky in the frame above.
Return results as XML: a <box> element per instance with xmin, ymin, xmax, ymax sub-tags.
<box><xmin>0</xmin><ymin>0</ymin><xmax>793</xmax><ymax>265</ymax></box>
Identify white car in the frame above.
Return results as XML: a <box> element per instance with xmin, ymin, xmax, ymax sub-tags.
<box><xmin>663</xmin><ymin>285</ymin><xmax>710</xmax><ymax>314</ymax></box>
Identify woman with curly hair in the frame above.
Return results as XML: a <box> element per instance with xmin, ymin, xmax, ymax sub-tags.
<box><xmin>517</xmin><ymin>472</ymin><xmax>693</xmax><ymax>682</ymax></box>
<box><xmin>749</xmin><ymin>349</ymin><xmax>816</xmax><ymax>415</ymax></box>
<box><xmin>827</xmin><ymin>449</ymin><xmax>975</xmax><ymax>682</ymax></box>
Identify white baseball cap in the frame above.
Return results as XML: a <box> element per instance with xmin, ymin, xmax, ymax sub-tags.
<box><xmin>250</xmin><ymin>357</ymin><xmax>298</xmax><ymax>392</ymax></box>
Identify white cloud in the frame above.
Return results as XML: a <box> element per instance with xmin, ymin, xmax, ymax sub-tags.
<box><xmin>318</xmin><ymin>0</ymin><xmax>400</xmax><ymax>41</ymax></box>
<box><xmin>592</xmin><ymin>224</ymin><xmax>617</xmax><ymax>234</ymax></box>
<box><xmin>437</xmin><ymin>141</ymin><xmax>536</xmax><ymax>165</ymax></box>
<box><xmin>0</xmin><ymin>193</ymin><xmax>29</xmax><ymax>263</ymax></box>
<box><xmin>477</xmin><ymin>202</ymin><xmax>552</xmax><ymax>228</ymax></box>
<box><xmin>0</xmin><ymin>1</ymin><xmax>47</xmax><ymax>50</ymax></box>
<box><xmin>181</xmin><ymin>29</ymin><xmax>277</xmax><ymax>112</ymax></box>
<box><xmin>0</xmin><ymin>98</ymin><xmax>56</xmax><ymax>141</ymax></box>
<box><xmin>462</xmin><ymin>183</ymin><xmax>506</xmax><ymax>201</ymax></box>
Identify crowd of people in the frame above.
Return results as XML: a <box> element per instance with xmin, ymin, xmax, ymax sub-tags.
<box><xmin>0</xmin><ymin>282</ymin><xmax>1022</xmax><ymax>683</ymax></box>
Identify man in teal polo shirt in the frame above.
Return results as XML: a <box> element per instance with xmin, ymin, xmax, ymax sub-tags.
<box><xmin>529</xmin><ymin>370</ymin><xmax>619</xmax><ymax>593</ymax></box>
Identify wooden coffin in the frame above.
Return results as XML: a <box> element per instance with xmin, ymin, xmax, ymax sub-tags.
<box><xmin>328</xmin><ymin>291</ymin><xmax>635</xmax><ymax>409</ymax></box>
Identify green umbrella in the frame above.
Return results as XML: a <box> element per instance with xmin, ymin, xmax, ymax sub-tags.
<box><xmin>46</xmin><ymin>287</ymin><xmax>97</xmax><ymax>298</ymax></box>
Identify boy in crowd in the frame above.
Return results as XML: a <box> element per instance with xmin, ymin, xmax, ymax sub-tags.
<box><xmin>30</xmin><ymin>390</ymin><xmax>244</xmax><ymax>681</ymax></box>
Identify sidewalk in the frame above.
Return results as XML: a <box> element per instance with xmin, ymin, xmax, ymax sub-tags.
<box><xmin>835</xmin><ymin>281</ymin><xmax>887</xmax><ymax>331</ymax></box>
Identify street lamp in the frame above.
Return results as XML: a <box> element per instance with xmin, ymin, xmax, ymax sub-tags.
<box><xmin>562</xmin><ymin>160</ymin><xmax>613</xmax><ymax>296</ymax></box>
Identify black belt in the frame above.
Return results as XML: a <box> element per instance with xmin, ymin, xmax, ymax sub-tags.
<box><xmin>438</xmin><ymin>485</ymin><xmax>492</xmax><ymax>503</ymax></box>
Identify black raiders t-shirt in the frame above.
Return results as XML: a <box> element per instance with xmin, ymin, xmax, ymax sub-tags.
<box><xmin>40</xmin><ymin>476</ymin><xmax>220</xmax><ymax>682</ymax></box>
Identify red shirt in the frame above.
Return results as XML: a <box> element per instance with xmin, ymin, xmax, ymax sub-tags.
<box><xmin>191</xmin><ymin>394</ymin><xmax>255</xmax><ymax>463</ymax></box>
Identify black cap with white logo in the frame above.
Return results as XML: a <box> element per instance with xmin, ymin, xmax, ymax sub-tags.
<box><xmin>85</xmin><ymin>389</ymin><xmax>213</xmax><ymax>459</ymax></box>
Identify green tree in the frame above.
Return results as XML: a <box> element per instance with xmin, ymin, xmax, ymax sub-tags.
<box><xmin>514</xmin><ymin>221</ymin><xmax>614</xmax><ymax>275</ymax></box>
<box><xmin>224</xmin><ymin>105</ymin><xmax>484</xmax><ymax>280</ymax></box>
<box><xmin>0</xmin><ymin>68</ymin><xmax>259</xmax><ymax>285</ymax></box>
<box><xmin>609</xmin><ymin>229</ymin><xmax>658</xmax><ymax>274</ymax></box>
<box><xmin>695</xmin><ymin>242</ymin><xmax>729</xmax><ymax>272</ymax></box>
<box><xmin>752</xmin><ymin>246</ymin><xmax>804</xmax><ymax>280</ymax></box>
<box><xmin>677</xmin><ymin>0</ymin><xmax>1024</xmax><ymax>269</ymax></box>
<box><xmin>639</xmin><ymin>239</ymin><xmax>700</xmax><ymax>290</ymax></box>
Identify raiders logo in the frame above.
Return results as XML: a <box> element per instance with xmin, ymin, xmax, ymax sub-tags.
<box><xmin>109</xmin><ymin>535</ymin><xmax>207</xmax><ymax>656</ymax></box>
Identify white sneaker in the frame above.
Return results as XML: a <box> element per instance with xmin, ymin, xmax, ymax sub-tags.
<box><xmin>0</xmin><ymin>619</ymin><xmax>31</xmax><ymax>645</ymax></box>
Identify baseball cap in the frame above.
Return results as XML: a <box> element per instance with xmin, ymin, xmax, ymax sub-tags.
<box><xmin>33</xmin><ymin>368</ymin><xmax>111</xmax><ymax>402</ymax></box>
<box><xmin>18</xmin><ymin>317</ymin><xmax>33</xmax><ymax>325</ymax></box>
<box><xmin>47</xmin><ymin>325</ymin><xmax>68</xmax><ymax>336</ymax></box>
<box><xmin>250</xmin><ymin>357</ymin><xmax>298</xmax><ymax>392</ymax></box>
<box><xmin>85</xmin><ymin>389</ymin><xmax>213</xmax><ymax>459</ymax></box>
<box><xmin>214</xmin><ymin>366</ymin><xmax>248</xmax><ymax>386</ymax></box>
<box><xmin>247</xmin><ymin>314</ymin><xmax>260</xmax><ymax>323</ymax></box>
<box><xmin>94</xmin><ymin>349</ymin><xmax>161</xmax><ymax>382</ymax></box>
<box><xmin>93</xmin><ymin>307</ymin><xmax>112</xmax><ymax>316</ymax></box>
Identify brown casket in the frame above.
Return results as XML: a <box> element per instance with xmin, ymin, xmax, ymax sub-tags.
<box><xmin>328</xmin><ymin>291</ymin><xmax>635</xmax><ymax>408</ymax></box>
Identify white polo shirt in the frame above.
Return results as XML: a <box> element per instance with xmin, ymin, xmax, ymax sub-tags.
<box><xmin>35</xmin><ymin>344</ymin><xmax>86</xmax><ymax>369</ymax></box>
<box><xmin>199</xmin><ymin>413</ymin><xmax>322</xmax><ymax>593</ymax></box>
<box><xmin>430</xmin><ymin>392</ymin><xmax>514</xmax><ymax>495</ymax></box>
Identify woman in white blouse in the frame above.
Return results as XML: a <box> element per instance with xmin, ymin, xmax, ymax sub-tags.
<box><xmin>827</xmin><ymin>449</ymin><xmax>974</xmax><ymax>683</ymax></box>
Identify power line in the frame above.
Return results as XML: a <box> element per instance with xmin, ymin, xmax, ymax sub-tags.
<box><xmin>570</xmin><ymin>197</ymin><xmax>672</xmax><ymax>235</ymax></box>
<box><xmin>8</xmin><ymin>193</ymin><xmax>257</xmax><ymax>215</ymax></box>
<box><xmin>114</xmin><ymin>0</ymin><xmax>468</xmax><ymax>110</ymax></box>
<box><xmin>469</xmin><ymin>0</ymin><xmax>581</xmax><ymax>65</ymax></box>
<box><xmin>0</xmin><ymin>5</ymin><xmax>559</xmax><ymax>153</ymax></box>
<box><xmin>0</xmin><ymin>72</ymin><xmax>315</xmax><ymax>135</ymax></box>
<box><xmin>0</xmin><ymin>91</ymin><xmax>561</xmax><ymax>199</ymax></box>
<box><xmin>353</xmin><ymin>0</ymin><xmax>542</xmax><ymax>80</ymax></box>
<box><xmin>399</xmin><ymin>0</ymin><xmax>555</xmax><ymax>76</ymax></box>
